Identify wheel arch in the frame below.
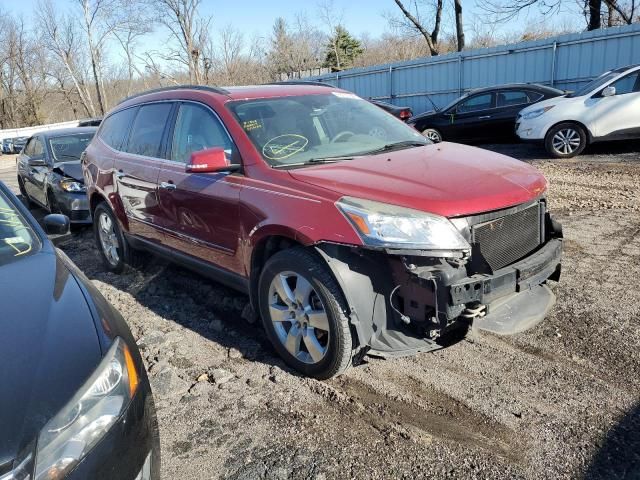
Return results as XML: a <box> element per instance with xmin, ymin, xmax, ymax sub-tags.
<box><xmin>546</xmin><ymin>119</ymin><xmax>593</xmax><ymax>143</ymax></box>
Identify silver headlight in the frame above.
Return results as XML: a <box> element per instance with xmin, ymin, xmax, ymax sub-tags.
<box><xmin>522</xmin><ymin>105</ymin><xmax>554</xmax><ymax>120</ymax></box>
<box><xmin>336</xmin><ymin>197</ymin><xmax>470</xmax><ymax>252</ymax></box>
<box><xmin>34</xmin><ymin>338</ymin><xmax>139</xmax><ymax>480</ymax></box>
<box><xmin>59</xmin><ymin>179</ymin><xmax>86</xmax><ymax>193</ymax></box>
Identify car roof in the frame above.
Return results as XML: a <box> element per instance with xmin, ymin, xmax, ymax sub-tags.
<box><xmin>37</xmin><ymin>126</ymin><xmax>98</xmax><ymax>139</ymax></box>
<box><xmin>466</xmin><ymin>83</ymin><xmax>561</xmax><ymax>95</ymax></box>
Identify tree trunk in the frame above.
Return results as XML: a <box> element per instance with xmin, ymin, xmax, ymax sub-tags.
<box><xmin>393</xmin><ymin>0</ymin><xmax>439</xmax><ymax>56</ymax></box>
<box><xmin>454</xmin><ymin>0</ymin><xmax>465</xmax><ymax>51</ymax></box>
<box><xmin>588</xmin><ymin>0</ymin><xmax>602</xmax><ymax>30</ymax></box>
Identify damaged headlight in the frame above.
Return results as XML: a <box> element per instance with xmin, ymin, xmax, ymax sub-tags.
<box><xmin>337</xmin><ymin>196</ymin><xmax>470</xmax><ymax>252</ymax></box>
<box><xmin>60</xmin><ymin>179</ymin><xmax>86</xmax><ymax>193</ymax></box>
<box><xmin>34</xmin><ymin>338</ymin><xmax>139</xmax><ymax>479</ymax></box>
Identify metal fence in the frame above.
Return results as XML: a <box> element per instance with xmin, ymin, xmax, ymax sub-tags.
<box><xmin>308</xmin><ymin>23</ymin><xmax>640</xmax><ymax>115</ymax></box>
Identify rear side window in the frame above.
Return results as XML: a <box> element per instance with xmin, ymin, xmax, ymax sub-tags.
<box><xmin>497</xmin><ymin>91</ymin><xmax>529</xmax><ymax>107</ymax></box>
<box><xmin>125</xmin><ymin>103</ymin><xmax>173</xmax><ymax>158</ymax></box>
<box><xmin>99</xmin><ymin>108</ymin><xmax>137</xmax><ymax>150</ymax></box>
<box><xmin>526</xmin><ymin>91</ymin><xmax>544</xmax><ymax>102</ymax></box>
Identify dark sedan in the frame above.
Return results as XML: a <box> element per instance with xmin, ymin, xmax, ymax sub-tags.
<box><xmin>408</xmin><ymin>84</ymin><xmax>564</xmax><ymax>143</ymax></box>
<box><xmin>0</xmin><ymin>181</ymin><xmax>160</xmax><ymax>479</ymax></box>
<box><xmin>370</xmin><ymin>100</ymin><xmax>413</xmax><ymax>122</ymax></box>
<box><xmin>17</xmin><ymin>127</ymin><xmax>96</xmax><ymax>224</ymax></box>
<box><xmin>12</xmin><ymin>136</ymin><xmax>29</xmax><ymax>154</ymax></box>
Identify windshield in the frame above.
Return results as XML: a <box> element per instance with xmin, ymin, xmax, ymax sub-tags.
<box><xmin>0</xmin><ymin>189</ymin><xmax>40</xmax><ymax>266</ymax></box>
<box><xmin>228</xmin><ymin>93</ymin><xmax>428</xmax><ymax>167</ymax></box>
<box><xmin>49</xmin><ymin>133</ymin><xmax>95</xmax><ymax>161</ymax></box>
<box><xmin>567</xmin><ymin>71</ymin><xmax>618</xmax><ymax>98</ymax></box>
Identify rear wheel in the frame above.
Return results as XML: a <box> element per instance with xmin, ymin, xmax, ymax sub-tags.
<box><xmin>422</xmin><ymin>128</ymin><xmax>442</xmax><ymax>143</ymax></box>
<box><xmin>258</xmin><ymin>248</ymin><xmax>355</xmax><ymax>379</ymax></box>
<box><xmin>544</xmin><ymin>122</ymin><xmax>587</xmax><ymax>158</ymax></box>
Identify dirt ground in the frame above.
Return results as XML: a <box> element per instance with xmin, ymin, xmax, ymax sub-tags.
<box><xmin>2</xmin><ymin>141</ymin><xmax>639</xmax><ymax>479</ymax></box>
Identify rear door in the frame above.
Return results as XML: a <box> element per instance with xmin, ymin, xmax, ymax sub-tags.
<box><xmin>156</xmin><ymin>101</ymin><xmax>243</xmax><ymax>273</ymax></box>
<box><xmin>449</xmin><ymin>92</ymin><xmax>496</xmax><ymax>142</ymax></box>
<box><xmin>493</xmin><ymin>90</ymin><xmax>532</xmax><ymax>139</ymax></box>
<box><xmin>589</xmin><ymin>70</ymin><xmax>640</xmax><ymax>138</ymax></box>
<box><xmin>115</xmin><ymin>102</ymin><xmax>174</xmax><ymax>243</ymax></box>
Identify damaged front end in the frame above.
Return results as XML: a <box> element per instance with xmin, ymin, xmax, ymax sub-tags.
<box><xmin>317</xmin><ymin>198</ymin><xmax>562</xmax><ymax>358</ymax></box>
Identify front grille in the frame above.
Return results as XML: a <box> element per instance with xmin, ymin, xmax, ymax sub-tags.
<box><xmin>472</xmin><ymin>203</ymin><xmax>541</xmax><ymax>270</ymax></box>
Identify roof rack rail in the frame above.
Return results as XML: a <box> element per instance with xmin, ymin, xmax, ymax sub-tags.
<box><xmin>268</xmin><ymin>80</ymin><xmax>336</xmax><ymax>88</ymax></box>
<box><xmin>118</xmin><ymin>84</ymin><xmax>230</xmax><ymax>105</ymax></box>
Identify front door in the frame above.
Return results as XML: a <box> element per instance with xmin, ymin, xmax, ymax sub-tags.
<box><xmin>449</xmin><ymin>92</ymin><xmax>496</xmax><ymax>142</ymax></box>
<box><xmin>20</xmin><ymin>136</ymin><xmax>48</xmax><ymax>205</ymax></box>
<box><xmin>156</xmin><ymin>102</ymin><xmax>243</xmax><ymax>273</ymax></box>
<box><xmin>588</xmin><ymin>70</ymin><xmax>640</xmax><ymax>138</ymax></box>
<box><xmin>115</xmin><ymin>102</ymin><xmax>174</xmax><ymax>244</ymax></box>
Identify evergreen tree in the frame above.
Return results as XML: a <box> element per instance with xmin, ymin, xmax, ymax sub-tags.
<box><xmin>323</xmin><ymin>26</ymin><xmax>363</xmax><ymax>71</ymax></box>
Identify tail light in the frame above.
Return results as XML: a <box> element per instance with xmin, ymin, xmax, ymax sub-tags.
<box><xmin>399</xmin><ymin>109</ymin><xmax>412</xmax><ymax>120</ymax></box>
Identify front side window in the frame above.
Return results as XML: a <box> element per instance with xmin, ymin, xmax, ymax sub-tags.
<box><xmin>0</xmin><ymin>189</ymin><xmax>40</xmax><ymax>266</ymax></box>
<box><xmin>99</xmin><ymin>107</ymin><xmax>138</xmax><ymax>151</ymax></box>
<box><xmin>125</xmin><ymin>103</ymin><xmax>173</xmax><ymax>158</ymax></box>
<box><xmin>170</xmin><ymin>103</ymin><xmax>235</xmax><ymax>164</ymax></box>
<box><xmin>49</xmin><ymin>133</ymin><xmax>95</xmax><ymax>161</ymax></box>
<box><xmin>611</xmin><ymin>71</ymin><xmax>640</xmax><ymax>95</ymax></box>
<box><xmin>31</xmin><ymin>138</ymin><xmax>44</xmax><ymax>157</ymax></box>
<box><xmin>568</xmin><ymin>71</ymin><xmax>619</xmax><ymax>98</ymax></box>
<box><xmin>228</xmin><ymin>93</ymin><xmax>426</xmax><ymax>168</ymax></box>
<box><xmin>457</xmin><ymin>93</ymin><xmax>494</xmax><ymax>113</ymax></box>
<box><xmin>497</xmin><ymin>91</ymin><xmax>529</xmax><ymax>107</ymax></box>
<box><xmin>22</xmin><ymin>139</ymin><xmax>34</xmax><ymax>156</ymax></box>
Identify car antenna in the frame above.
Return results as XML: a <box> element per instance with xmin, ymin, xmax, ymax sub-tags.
<box><xmin>425</xmin><ymin>92</ymin><xmax>439</xmax><ymax>112</ymax></box>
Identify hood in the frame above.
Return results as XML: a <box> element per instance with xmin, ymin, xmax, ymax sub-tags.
<box><xmin>53</xmin><ymin>160</ymin><xmax>84</xmax><ymax>182</ymax></box>
<box><xmin>0</xmin><ymin>251</ymin><xmax>101</xmax><ymax>466</ymax></box>
<box><xmin>288</xmin><ymin>142</ymin><xmax>547</xmax><ymax>217</ymax></box>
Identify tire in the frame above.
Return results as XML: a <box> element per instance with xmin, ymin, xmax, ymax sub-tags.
<box><xmin>93</xmin><ymin>202</ymin><xmax>146</xmax><ymax>273</ymax></box>
<box><xmin>544</xmin><ymin>122</ymin><xmax>587</xmax><ymax>159</ymax></box>
<box><xmin>258</xmin><ymin>247</ymin><xmax>355</xmax><ymax>379</ymax></box>
<box><xmin>422</xmin><ymin>128</ymin><xmax>442</xmax><ymax>143</ymax></box>
<box><xmin>17</xmin><ymin>177</ymin><xmax>33</xmax><ymax>208</ymax></box>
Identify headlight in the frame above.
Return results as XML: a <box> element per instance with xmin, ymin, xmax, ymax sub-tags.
<box><xmin>336</xmin><ymin>197</ymin><xmax>470</xmax><ymax>251</ymax></box>
<box><xmin>522</xmin><ymin>105</ymin><xmax>555</xmax><ymax>120</ymax></box>
<box><xmin>60</xmin><ymin>179</ymin><xmax>86</xmax><ymax>193</ymax></box>
<box><xmin>34</xmin><ymin>338</ymin><xmax>139</xmax><ymax>480</ymax></box>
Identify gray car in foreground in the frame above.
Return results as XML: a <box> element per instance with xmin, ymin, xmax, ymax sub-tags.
<box><xmin>17</xmin><ymin>127</ymin><xmax>96</xmax><ymax>223</ymax></box>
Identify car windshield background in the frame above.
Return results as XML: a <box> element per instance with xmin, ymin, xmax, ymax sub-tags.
<box><xmin>567</xmin><ymin>71</ymin><xmax>619</xmax><ymax>97</ymax></box>
<box><xmin>0</xmin><ymin>190</ymin><xmax>39</xmax><ymax>266</ymax></box>
<box><xmin>49</xmin><ymin>133</ymin><xmax>95</xmax><ymax>161</ymax></box>
<box><xmin>228</xmin><ymin>93</ymin><xmax>426</xmax><ymax>167</ymax></box>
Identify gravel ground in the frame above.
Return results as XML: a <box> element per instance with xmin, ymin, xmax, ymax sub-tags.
<box><xmin>1</xmin><ymin>142</ymin><xmax>639</xmax><ymax>479</ymax></box>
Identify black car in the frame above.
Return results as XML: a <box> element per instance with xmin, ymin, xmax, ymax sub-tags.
<box><xmin>408</xmin><ymin>84</ymin><xmax>564</xmax><ymax>143</ymax></box>
<box><xmin>17</xmin><ymin>127</ymin><xmax>96</xmax><ymax>224</ymax></box>
<box><xmin>0</xmin><ymin>181</ymin><xmax>160</xmax><ymax>479</ymax></box>
<box><xmin>370</xmin><ymin>100</ymin><xmax>413</xmax><ymax>122</ymax></box>
<box><xmin>12</xmin><ymin>136</ymin><xmax>29</xmax><ymax>154</ymax></box>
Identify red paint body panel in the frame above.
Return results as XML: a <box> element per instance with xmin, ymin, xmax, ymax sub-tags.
<box><xmin>83</xmin><ymin>84</ymin><xmax>548</xmax><ymax>282</ymax></box>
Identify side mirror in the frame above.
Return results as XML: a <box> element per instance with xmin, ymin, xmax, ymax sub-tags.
<box><xmin>44</xmin><ymin>214</ymin><xmax>70</xmax><ymax>236</ymax></box>
<box><xmin>185</xmin><ymin>147</ymin><xmax>240</xmax><ymax>174</ymax></box>
<box><xmin>28</xmin><ymin>157</ymin><xmax>47</xmax><ymax>167</ymax></box>
<box><xmin>602</xmin><ymin>86</ymin><xmax>616</xmax><ymax>97</ymax></box>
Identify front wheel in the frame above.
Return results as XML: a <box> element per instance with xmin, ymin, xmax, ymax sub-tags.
<box><xmin>422</xmin><ymin>128</ymin><xmax>442</xmax><ymax>143</ymax></box>
<box><xmin>258</xmin><ymin>248</ymin><xmax>355</xmax><ymax>379</ymax></box>
<box><xmin>544</xmin><ymin>122</ymin><xmax>587</xmax><ymax>158</ymax></box>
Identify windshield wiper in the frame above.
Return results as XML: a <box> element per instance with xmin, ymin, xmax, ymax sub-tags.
<box><xmin>272</xmin><ymin>156</ymin><xmax>355</xmax><ymax>168</ymax></box>
<box><xmin>360</xmin><ymin>140</ymin><xmax>429</xmax><ymax>156</ymax></box>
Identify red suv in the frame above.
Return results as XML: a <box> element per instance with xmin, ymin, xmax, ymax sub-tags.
<box><xmin>82</xmin><ymin>84</ymin><xmax>563</xmax><ymax>379</ymax></box>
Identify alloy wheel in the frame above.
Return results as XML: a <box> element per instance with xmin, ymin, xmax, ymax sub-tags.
<box><xmin>97</xmin><ymin>212</ymin><xmax>120</xmax><ymax>267</ymax></box>
<box><xmin>552</xmin><ymin>128</ymin><xmax>581</xmax><ymax>155</ymax></box>
<box><xmin>268</xmin><ymin>271</ymin><xmax>330</xmax><ymax>364</ymax></box>
<box><xmin>422</xmin><ymin>129</ymin><xmax>442</xmax><ymax>143</ymax></box>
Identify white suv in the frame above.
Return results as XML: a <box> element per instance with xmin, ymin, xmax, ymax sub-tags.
<box><xmin>516</xmin><ymin>64</ymin><xmax>640</xmax><ymax>158</ymax></box>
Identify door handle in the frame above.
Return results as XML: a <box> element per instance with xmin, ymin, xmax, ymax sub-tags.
<box><xmin>478</xmin><ymin>116</ymin><xmax>491</xmax><ymax>120</ymax></box>
<box><xmin>115</xmin><ymin>170</ymin><xmax>125</xmax><ymax>179</ymax></box>
<box><xmin>160</xmin><ymin>181</ymin><xmax>177</xmax><ymax>191</ymax></box>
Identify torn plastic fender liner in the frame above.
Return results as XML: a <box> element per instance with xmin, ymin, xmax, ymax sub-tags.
<box><xmin>314</xmin><ymin>243</ymin><xmax>441</xmax><ymax>357</ymax></box>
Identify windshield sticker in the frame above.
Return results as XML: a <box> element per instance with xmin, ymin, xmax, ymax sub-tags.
<box><xmin>263</xmin><ymin>134</ymin><xmax>309</xmax><ymax>160</ymax></box>
<box><xmin>243</xmin><ymin>119</ymin><xmax>262</xmax><ymax>131</ymax></box>
<box><xmin>332</xmin><ymin>92</ymin><xmax>360</xmax><ymax>100</ymax></box>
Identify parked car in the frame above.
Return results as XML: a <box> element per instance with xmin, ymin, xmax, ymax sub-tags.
<box><xmin>517</xmin><ymin>64</ymin><xmax>640</xmax><ymax>158</ymax></box>
<box><xmin>17</xmin><ymin>127</ymin><xmax>96</xmax><ymax>224</ymax></box>
<box><xmin>408</xmin><ymin>84</ymin><xmax>564</xmax><ymax>143</ymax></box>
<box><xmin>370</xmin><ymin>100</ymin><xmax>413</xmax><ymax>122</ymax></box>
<box><xmin>0</xmin><ymin>180</ymin><xmax>160</xmax><ymax>479</ymax></box>
<box><xmin>83</xmin><ymin>84</ymin><xmax>563</xmax><ymax>379</ymax></box>
<box><xmin>3</xmin><ymin>138</ymin><xmax>14</xmax><ymax>154</ymax></box>
<box><xmin>12</xmin><ymin>136</ymin><xmax>29</xmax><ymax>153</ymax></box>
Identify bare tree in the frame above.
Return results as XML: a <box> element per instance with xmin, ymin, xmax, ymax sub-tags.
<box><xmin>318</xmin><ymin>0</ymin><xmax>347</xmax><ymax>68</ymax></box>
<box><xmin>393</xmin><ymin>0</ymin><xmax>442</xmax><ymax>55</ymax></box>
<box><xmin>152</xmin><ymin>0</ymin><xmax>212</xmax><ymax>84</ymax></box>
